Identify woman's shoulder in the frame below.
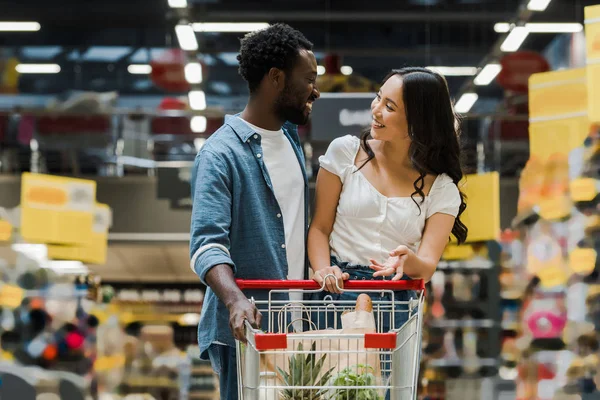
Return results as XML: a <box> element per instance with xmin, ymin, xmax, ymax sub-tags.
<box><xmin>325</xmin><ymin>134</ymin><xmax>360</xmax><ymax>161</ymax></box>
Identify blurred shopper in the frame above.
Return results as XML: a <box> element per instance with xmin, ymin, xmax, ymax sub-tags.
<box><xmin>308</xmin><ymin>68</ymin><xmax>468</xmax><ymax>330</ymax></box>
<box><xmin>189</xmin><ymin>23</ymin><xmax>320</xmax><ymax>400</ymax></box>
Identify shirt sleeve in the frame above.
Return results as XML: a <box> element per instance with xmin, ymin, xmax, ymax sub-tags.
<box><xmin>189</xmin><ymin>149</ymin><xmax>236</xmax><ymax>285</ymax></box>
<box><xmin>318</xmin><ymin>135</ymin><xmax>357</xmax><ymax>180</ymax></box>
<box><xmin>426</xmin><ymin>175</ymin><xmax>462</xmax><ymax>219</ymax></box>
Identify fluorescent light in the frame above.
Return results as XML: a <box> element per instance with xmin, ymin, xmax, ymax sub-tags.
<box><xmin>44</xmin><ymin>260</ymin><xmax>89</xmax><ymax>275</ymax></box>
<box><xmin>317</xmin><ymin>66</ymin><xmax>326</xmax><ymax>76</ymax></box>
<box><xmin>185</xmin><ymin>62</ymin><xmax>203</xmax><ymax>84</ymax></box>
<box><xmin>527</xmin><ymin>0</ymin><xmax>551</xmax><ymax>11</ymax></box>
<box><xmin>16</xmin><ymin>64</ymin><xmax>60</xmax><ymax>74</ymax></box>
<box><xmin>426</xmin><ymin>66</ymin><xmax>478</xmax><ymax>76</ymax></box>
<box><xmin>494</xmin><ymin>23</ymin><xmax>511</xmax><ymax>33</ymax></box>
<box><xmin>191</xmin><ymin>116</ymin><xmax>207</xmax><ymax>133</ymax></box>
<box><xmin>474</xmin><ymin>64</ymin><xmax>502</xmax><ymax>86</ymax></box>
<box><xmin>188</xmin><ymin>91</ymin><xmax>206</xmax><ymax>110</ymax></box>
<box><xmin>341</xmin><ymin>66</ymin><xmax>353</xmax><ymax>75</ymax></box>
<box><xmin>128</xmin><ymin>64</ymin><xmax>152</xmax><ymax>74</ymax></box>
<box><xmin>179</xmin><ymin>313</ymin><xmax>201</xmax><ymax>326</ymax></box>
<box><xmin>527</xmin><ymin>23</ymin><xmax>583</xmax><ymax>33</ymax></box>
<box><xmin>168</xmin><ymin>0</ymin><xmax>187</xmax><ymax>8</ymax></box>
<box><xmin>0</xmin><ymin>22</ymin><xmax>40</xmax><ymax>32</ymax></box>
<box><xmin>192</xmin><ymin>22</ymin><xmax>269</xmax><ymax>32</ymax></box>
<box><xmin>500</xmin><ymin>27</ymin><xmax>529</xmax><ymax>52</ymax></box>
<box><xmin>455</xmin><ymin>93</ymin><xmax>478</xmax><ymax>113</ymax></box>
<box><xmin>495</xmin><ymin>22</ymin><xmax>583</xmax><ymax>33</ymax></box>
<box><xmin>175</xmin><ymin>24</ymin><xmax>198</xmax><ymax>51</ymax></box>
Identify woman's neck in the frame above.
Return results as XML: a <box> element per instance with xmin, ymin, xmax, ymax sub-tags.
<box><xmin>377</xmin><ymin>138</ymin><xmax>412</xmax><ymax>170</ymax></box>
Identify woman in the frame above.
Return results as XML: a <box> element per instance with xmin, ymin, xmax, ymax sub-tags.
<box><xmin>308</xmin><ymin>67</ymin><xmax>468</xmax><ymax>333</ymax></box>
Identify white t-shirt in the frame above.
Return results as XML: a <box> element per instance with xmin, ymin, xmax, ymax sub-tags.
<box><xmin>239</xmin><ymin>118</ymin><xmax>305</xmax><ymax>281</ymax></box>
<box><xmin>319</xmin><ymin>135</ymin><xmax>462</xmax><ymax>266</ymax></box>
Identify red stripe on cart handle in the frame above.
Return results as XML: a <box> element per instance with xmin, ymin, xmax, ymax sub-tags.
<box><xmin>364</xmin><ymin>333</ymin><xmax>397</xmax><ymax>349</ymax></box>
<box><xmin>236</xmin><ymin>279</ymin><xmax>425</xmax><ymax>291</ymax></box>
<box><xmin>254</xmin><ymin>333</ymin><xmax>288</xmax><ymax>350</ymax></box>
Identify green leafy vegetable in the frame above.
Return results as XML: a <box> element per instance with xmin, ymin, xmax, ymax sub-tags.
<box><xmin>277</xmin><ymin>342</ymin><xmax>335</xmax><ymax>400</ymax></box>
<box><xmin>327</xmin><ymin>364</ymin><xmax>383</xmax><ymax>400</ymax></box>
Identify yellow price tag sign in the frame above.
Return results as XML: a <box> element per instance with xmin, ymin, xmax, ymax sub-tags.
<box><xmin>0</xmin><ymin>284</ymin><xmax>24</xmax><ymax>309</ymax></box>
<box><xmin>538</xmin><ymin>197</ymin><xmax>571</xmax><ymax>220</ymax></box>
<box><xmin>537</xmin><ymin>265</ymin><xmax>570</xmax><ymax>288</ymax></box>
<box><xmin>443</xmin><ymin>244</ymin><xmax>475</xmax><ymax>261</ymax></box>
<box><xmin>0</xmin><ymin>220</ymin><xmax>11</xmax><ymax>241</ymax></box>
<box><xmin>570</xmin><ymin>178</ymin><xmax>598</xmax><ymax>202</ymax></box>
<box><xmin>569</xmin><ymin>248</ymin><xmax>597</xmax><ymax>275</ymax></box>
<box><xmin>94</xmin><ymin>354</ymin><xmax>125</xmax><ymax>372</ymax></box>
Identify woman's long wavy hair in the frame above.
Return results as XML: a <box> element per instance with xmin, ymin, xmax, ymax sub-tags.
<box><xmin>357</xmin><ymin>67</ymin><xmax>468</xmax><ymax>244</ymax></box>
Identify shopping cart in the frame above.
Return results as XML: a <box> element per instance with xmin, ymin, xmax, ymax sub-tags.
<box><xmin>235</xmin><ymin>276</ymin><xmax>426</xmax><ymax>400</ymax></box>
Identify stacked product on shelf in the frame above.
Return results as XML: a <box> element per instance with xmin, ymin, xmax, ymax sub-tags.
<box><xmin>415</xmin><ymin>172</ymin><xmax>501</xmax><ymax>399</ymax></box>
<box><xmin>508</xmin><ymin>10</ymin><xmax>600</xmax><ymax>397</ymax></box>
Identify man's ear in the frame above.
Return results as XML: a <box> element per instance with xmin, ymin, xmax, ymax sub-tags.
<box><xmin>267</xmin><ymin>67</ymin><xmax>286</xmax><ymax>91</ymax></box>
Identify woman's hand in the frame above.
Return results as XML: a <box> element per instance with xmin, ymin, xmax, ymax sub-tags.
<box><xmin>369</xmin><ymin>245</ymin><xmax>413</xmax><ymax>281</ymax></box>
<box><xmin>312</xmin><ymin>266</ymin><xmax>350</xmax><ymax>293</ymax></box>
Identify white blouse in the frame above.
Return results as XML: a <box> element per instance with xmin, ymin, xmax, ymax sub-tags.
<box><xmin>319</xmin><ymin>135</ymin><xmax>462</xmax><ymax>266</ymax></box>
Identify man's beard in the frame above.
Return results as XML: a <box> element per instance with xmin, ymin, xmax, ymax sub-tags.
<box><xmin>275</xmin><ymin>85</ymin><xmax>309</xmax><ymax>125</ymax></box>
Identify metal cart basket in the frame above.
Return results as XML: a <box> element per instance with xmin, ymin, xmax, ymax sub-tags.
<box><xmin>235</xmin><ymin>276</ymin><xmax>426</xmax><ymax>400</ymax></box>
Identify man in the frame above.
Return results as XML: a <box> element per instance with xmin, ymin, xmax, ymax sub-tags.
<box><xmin>189</xmin><ymin>23</ymin><xmax>320</xmax><ymax>399</ymax></box>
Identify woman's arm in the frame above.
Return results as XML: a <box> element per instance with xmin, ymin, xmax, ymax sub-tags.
<box><xmin>307</xmin><ymin>168</ymin><xmax>349</xmax><ymax>292</ymax></box>
<box><xmin>371</xmin><ymin>213</ymin><xmax>456</xmax><ymax>282</ymax></box>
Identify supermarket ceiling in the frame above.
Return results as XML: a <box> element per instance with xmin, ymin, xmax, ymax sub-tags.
<box><xmin>1</xmin><ymin>0</ymin><xmax>597</xmax><ymax>102</ymax></box>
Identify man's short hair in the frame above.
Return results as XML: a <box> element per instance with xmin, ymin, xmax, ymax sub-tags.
<box><xmin>237</xmin><ymin>23</ymin><xmax>313</xmax><ymax>93</ymax></box>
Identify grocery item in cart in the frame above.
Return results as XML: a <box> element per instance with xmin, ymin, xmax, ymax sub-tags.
<box><xmin>260</xmin><ymin>294</ymin><xmax>383</xmax><ymax>387</ymax></box>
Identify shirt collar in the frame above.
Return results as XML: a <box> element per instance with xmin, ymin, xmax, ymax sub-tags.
<box><xmin>225</xmin><ymin>113</ymin><xmax>298</xmax><ymax>143</ymax></box>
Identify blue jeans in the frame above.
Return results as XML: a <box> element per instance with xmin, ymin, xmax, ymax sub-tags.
<box><xmin>207</xmin><ymin>344</ymin><xmax>238</xmax><ymax>400</ymax></box>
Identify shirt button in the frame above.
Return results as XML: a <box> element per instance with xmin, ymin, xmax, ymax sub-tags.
<box><xmin>254</xmin><ymin>134</ymin><xmax>258</xmax><ymax>139</ymax></box>
<box><xmin>256</xmin><ymin>153</ymin><xmax>262</xmax><ymax>158</ymax></box>
<box><xmin>277</xmin><ymin>213</ymin><xmax>282</xmax><ymax>218</ymax></box>
<box><xmin>281</xmin><ymin>244</ymin><xmax>286</xmax><ymax>249</ymax></box>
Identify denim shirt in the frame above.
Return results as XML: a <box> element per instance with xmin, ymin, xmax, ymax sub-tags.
<box><xmin>189</xmin><ymin>114</ymin><xmax>309</xmax><ymax>358</ymax></box>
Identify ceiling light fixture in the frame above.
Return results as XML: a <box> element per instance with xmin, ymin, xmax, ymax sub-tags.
<box><xmin>454</xmin><ymin>93</ymin><xmax>478</xmax><ymax>113</ymax></box>
<box><xmin>474</xmin><ymin>64</ymin><xmax>502</xmax><ymax>85</ymax></box>
<box><xmin>16</xmin><ymin>64</ymin><xmax>61</xmax><ymax>74</ymax></box>
<box><xmin>127</xmin><ymin>64</ymin><xmax>152</xmax><ymax>74</ymax></box>
<box><xmin>426</xmin><ymin>66</ymin><xmax>478</xmax><ymax>76</ymax></box>
<box><xmin>185</xmin><ymin>62</ymin><xmax>203</xmax><ymax>84</ymax></box>
<box><xmin>0</xmin><ymin>22</ymin><xmax>41</xmax><ymax>31</ymax></box>
<box><xmin>188</xmin><ymin>90</ymin><xmax>206</xmax><ymax>110</ymax></box>
<box><xmin>527</xmin><ymin>0</ymin><xmax>552</xmax><ymax>11</ymax></box>
<box><xmin>175</xmin><ymin>24</ymin><xmax>198</xmax><ymax>51</ymax></box>
<box><xmin>340</xmin><ymin>66</ymin><xmax>353</xmax><ymax>75</ymax></box>
<box><xmin>191</xmin><ymin>116</ymin><xmax>207</xmax><ymax>133</ymax></box>
<box><xmin>168</xmin><ymin>0</ymin><xmax>187</xmax><ymax>8</ymax></box>
<box><xmin>500</xmin><ymin>26</ymin><xmax>529</xmax><ymax>52</ymax></box>
<box><xmin>192</xmin><ymin>22</ymin><xmax>270</xmax><ymax>32</ymax></box>
<box><xmin>494</xmin><ymin>22</ymin><xmax>583</xmax><ymax>33</ymax></box>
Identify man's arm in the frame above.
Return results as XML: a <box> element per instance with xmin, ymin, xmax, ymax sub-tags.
<box><xmin>189</xmin><ymin>149</ymin><xmax>261</xmax><ymax>342</ymax></box>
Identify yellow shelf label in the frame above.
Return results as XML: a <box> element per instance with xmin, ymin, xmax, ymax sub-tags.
<box><xmin>570</xmin><ymin>178</ymin><xmax>598</xmax><ymax>202</ymax></box>
<box><xmin>0</xmin><ymin>284</ymin><xmax>24</xmax><ymax>309</ymax></box>
<box><xmin>538</xmin><ymin>265</ymin><xmax>570</xmax><ymax>288</ymax></box>
<box><xmin>569</xmin><ymin>248</ymin><xmax>597</xmax><ymax>275</ymax></box>
<box><xmin>0</xmin><ymin>220</ymin><xmax>12</xmax><ymax>241</ymax></box>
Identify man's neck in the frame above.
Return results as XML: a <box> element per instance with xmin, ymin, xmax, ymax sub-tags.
<box><xmin>240</xmin><ymin>96</ymin><xmax>284</xmax><ymax>131</ymax></box>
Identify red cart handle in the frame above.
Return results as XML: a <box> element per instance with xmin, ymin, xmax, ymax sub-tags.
<box><xmin>236</xmin><ymin>279</ymin><xmax>425</xmax><ymax>291</ymax></box>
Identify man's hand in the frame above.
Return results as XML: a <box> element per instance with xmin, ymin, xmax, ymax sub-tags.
<box><xmin>312</xmin><ymin>266</ymin><xmax>349</xmax><ymax>293</ymax></box>
<box><xmin>227</xmin><ymin>298</ymin><xmax>262</xmax><ymax>343</ymax></box>
<box><xmin>370</xmin><ymin>245</ymin><xmax>412</xmax><ymax>281</ymax></box>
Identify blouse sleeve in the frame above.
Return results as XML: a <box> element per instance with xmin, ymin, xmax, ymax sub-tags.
<box><xmin>318</xmin><ymin>135</ymin><xmax>358</xmax><ymax>180</ymax></box>
<box><xmin>426</xmin><ymin>175</ymin><xmax>462</xmax><ymax>219</ymax></box>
